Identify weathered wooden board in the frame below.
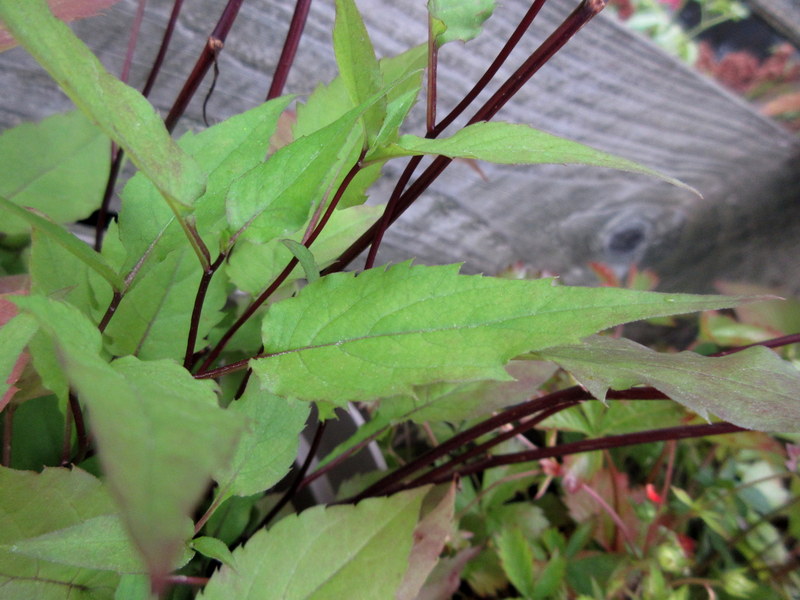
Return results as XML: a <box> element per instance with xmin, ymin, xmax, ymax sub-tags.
<box><xmin>748</xmin><ymin>0</ymin><xmax>800</xmax><ymax>48</ymax></box>
<box><xmin>1</xmin><ymin>0</ymin><xmax>799</xmax><ymax>294</ymax></box>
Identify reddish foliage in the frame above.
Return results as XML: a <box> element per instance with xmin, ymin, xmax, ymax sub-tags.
<box><xmin>696</xmin><ymin>42</ymin><xmax>800</xmax><ymax>95</ymax></box>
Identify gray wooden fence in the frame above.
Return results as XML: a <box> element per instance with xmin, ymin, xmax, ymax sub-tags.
<box><xmin>2</xmin><ymin>0</ymin><xmax>799</xmax><ymax>293</ymax></box>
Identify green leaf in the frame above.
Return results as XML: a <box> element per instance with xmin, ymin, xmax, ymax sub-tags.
<box><xmin>1</xmin><ymin>196</ymin><xmax>123</xmax><ymax>292</ymax></box>
<box><xmin>0</xmin><ymin>0</ymin><xmax>205</xmax><ymax>213</ymax></box>
<box><xmin>0</xmin><ymin>466</ymin><xmax>120</xmax><ymax>599</ymax></box>
<box><xmin>0</xmin><ymin>111</ymin><xmax>109</xmax><ymax>235</ymax></box>
<box><xmin>537</xmin><ymin>335</ymin><xmax>800</xmax><ymax>431</ymax></box>
<box><xmin>428</xmin><ymin>0</ymin><xmax>496</xmax><ymax>45</ymax></box>
<box><xmin>103</xmin><ymin>247</ymin><xmax>228</xmax><ymax>360</ymax></box>
<box><xmin>496</xmin><ymin>527</ymin><xmax>536</xmax><ymax>599</ymax></box>
<box><xmin>370</xmin><ymin>121</ymin><xmax>698</xmax><ymax>194</ymax></box>
<box><xmin>111</xmin><ymin>97</ymin><xmax>293</xmax><ymax>285</ymax></box>
<box><xmin>532</xmin><ymin>553</ymin><xmax>566</xmax><ymax>600</ymax></box>
<box><xmin>190</xmin><ymin>537</ymin><xmax>236</xmax><ymax>570</ymax></box>
<box><xmin>371</xmin><ymin>45</ymin><xmax>426</xmax><ymax>150</ymax></box>
<box><xmin>198</xmin><ymin>488</ymin><xmax>428</xmax><ymax>600</ymax></box>
<box><xmin>214</xmin><ymin>380</ymin><xmax>310</xmax><ymax>499</ymax></box>
<box><xmin>333</xmin><ymin>0</ymin><xmax>385</xmax><ymax>146</ymax></box>
<box><xmin>250</xmin><ymin>262</ymin><xmax>752</xmax><ymax>406</ymax></box>
<box><xmin>0</xmin><ymin>313</ymin><xmax>37</xmax><ymax>409</ymax></box>
<box><xmin>281</xmin><ymin>239</ymin><xmax>320</xmax><ymax>283</ymax></box>
<box><xmin>12</xmin><ymin>296</ymin><xmax>244</xmax><ymax>586</ymax></box>
<box><xmin>8</xmin><ymin>515</ymin><xmax>147</xmax><ymax>573</ymax></box>
<box><xmin>226</xmin><ymin>204</ymin><xmax>382</xmax><ymax>295</ymax></box>
<box><xmin>226</xmin><ymin>99</ymin><xmax>374</xmax><ymax>245</ymax></box>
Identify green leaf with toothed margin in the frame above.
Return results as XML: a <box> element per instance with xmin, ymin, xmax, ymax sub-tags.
<box><xmin>198</xmin><ymin>489</ymin><xmax>427</xmax><ymax>600</ymax></box>
<box><xmin>537</xmin><ymin>335</ymin><xmax>800</xmax><ymax>432</ymax></box>
<box><xmin>248</xmin><ymin>262</ymin><xmax>756</xmax><ymax>407</ymax></box>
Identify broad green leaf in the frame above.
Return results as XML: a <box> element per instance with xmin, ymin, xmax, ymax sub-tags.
<box><xmin>0</xmin><ymin>313</ymin><xmax>37</xmax><ymax>410</ymax></box>
<box><xmin>226</xmin><ymin>204</ymin><xmax>382</xmax><ymax>295</ymax></box>
<box><xmin>0</xmin><ymin>0</ymin><xmax>205</xmax><ymax>214</ymax></box>
<box><xmin>0</xmin><ymin>466</ymin><xmax>120</xmax><ymax>599</ymax></box>
<box><xmin>539</xmin><ymin>397</ymin><xmax>684</xmax><ymax>437</ymax></box>
<box><xmin>198</xmin><ymin>488</ymin><xmax>428</xmax><ymax>600</ymax></box>
<box><xmin>537</xmin><ymin>335</ymin><xmax>800</xmax><ymax>431</ymax></box>
<box><xmin>370</xmin><ymin>121</ymin><xmax>697</xmax><ymax>194</ymax></box>
<box><xmin>112</xmin><ymin>97</ymin><xmax>293</xmax><ymax>283</ymax></box>
<box><xmin>1</xmin><ymin>196</ymin><xmax>122</xmax><ymax>292</ymax></box>
<box><xmin>225</xmin><ymin>104</ymin><xmax>366</xmax><ymax>244</ymax></box>
<box><xmin>496</xmin><ymin>527</ymin><xmax>536</xmax><ymax>599</ymax></box>
<box><xmin>428</xmin><ymin>0</ymin><xmax>496</xmax><ymax>45</ymax></box>
<box><xmin>0</xmin><ymin>111</ymin><xmax>109</xmax><ymax>234</ymax></box>
<box><xmin>103</xmin><ymin>247</ymin><xmax>227</xmax><ymax>360</ymax></box>
<box><xmin>250</xmin><ymin>262</ymin><xmax>753</xmax><ymax>406</ymax></box>
<box><xmin>11</xmin><ymin>296</ymin><xmax>243</xmax><ymax>586</ymax></box>
<box><xmin>333</xmin><ymin>0</ymin><xmax>384</xmax><ymax>145</ymax></box>
<box><xmin>8</xmin><ymin>514</ymin><xmax>157</xmax><ymax>573</ymax></box>
<box><xmin>397</xmin><ymin>485</ymin><xmax>456</xmax><ymax>600</ymax></box>
<box><xmin>214</xmin><ymin>380</ymin><xmax>309</xmax><ymax>499</ymax></box>
<box><xmin>281</xmin><ymin>239</ymin><xmax>321</xmax><ymax>283</ymax></box>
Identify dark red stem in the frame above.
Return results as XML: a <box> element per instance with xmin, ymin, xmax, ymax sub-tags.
<box><xmin>164</xmin><ymin>0</ymin><xmax>245</xmax><ymax>133</ymax></box>
<box><xmin>427</xmin><ymin>422</ymin><xmax>743</xmax><ymax>487</ymax></box>
<box><xmin>267</xmin><ymin>0</ymin><xmax>313</xmax><ymax>100</ymax></box>
<box><xmin>184</xmin><ymin>253</ymin><xmax>227</xmax><ymax>370</ymax></box>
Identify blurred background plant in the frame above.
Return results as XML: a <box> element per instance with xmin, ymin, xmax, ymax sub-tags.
<box><xmin>608</xmin><ymin>0</ymin><xmax>800</xmax><ymax>130</ymax></box>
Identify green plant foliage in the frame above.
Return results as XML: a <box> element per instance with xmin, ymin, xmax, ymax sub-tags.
<box><xmin>12</xmin><ymin>296</ymin><xmax>243</xmax><ymax>586</ymax></box>
<box><xmin>1</xmin><ymin>197</ymin><xmax>122</xmax><ymax>293</ymax></box>
<box><xmin>0</xmin><ymin>112</ymin><xmax>109</xmax><ymax>235</ymax></box>
<box><xmin>333</xmin><ymin>0</ymin><xmax>385</xmax><ymax>145</ymax></box>
<box><xmin>0</xmin><ymin>466</ymin><xmax>121</xmax><ymax>599</ymax></box>
<box><xmin>251</xmin><ymin>262</ymin><xmax>750</xmax><ymax>405</ymax></box>
<box><xmin>225</xmin><ymin>104</ymin><xmax>365</xmax><ymax>244</ymax></box>
<box><xmin>371</xmin><ymin>121</ymin><xmax>697</xmax><ymax>193</ymax></box>
<box><xmin>428</xmin><ymin>0</ymin><xmax>497</xmax><ymax>46</ymax></box>
<box><xmin>496</xmin><ymin>527</ymin><xmax>537</xmax><ymax>599</ymax></box>
<box><xmin>102</xmin><ymin>247</ymin><xmax>227</xmax><ymax>360</ymax></box>
<box><xmin>198</xmin><ymin>488</ymin><xmax>428</xmax><ymax>600</ymax></box>
<box><xmin>0</xmin><ymin>0</ymin><xmax>205</xmax><ymax>213</ymax></box>
<box><xmin>214</xmin><ymin>381</ymin><xmax>309</xmax><ymax>499</ymax></box>
<box><xmin>538</xmin><ymin>335</ymin><xmax>800</xmax><ymax>431</ymax></box>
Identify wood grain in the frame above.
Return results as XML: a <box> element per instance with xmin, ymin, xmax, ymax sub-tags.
<box><xmin>1</xmin><ymin>0</ymin><xmax>798</xmax><ymax>294</ymax></box>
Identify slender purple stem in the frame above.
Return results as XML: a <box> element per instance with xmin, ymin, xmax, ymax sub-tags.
<box><xmin>267</xmin><ymin>0</ymin><xmax>313</xmax><ymax>100</ymax></box>
<box><xmin>406</xmin><ymin>400</ymin><xmax>582</xmax><ymax>490</ymax></box>
<box><xmin>68</xmin><ymin>391</ymin><xmax>89</xmax><ymax>463</ymax></box>
<box><xmin>425</xmin><ymin>422</ymin><xmax>744</xmax><ymax>487</ymax></box>
<box><xmin>164</xmin><ymin>0</ymin><xmax>245</xmax><ymax>133</ymax></box>
<box><xmin>184</xmin><ymin>253</ymin><xmax>226</xmax><ymax>370</ymax></box>
<box><xmin>712</xmin><ymin>333</ymin><xmax>800</xmax><ymax>356</ymax></box>
<box><xmin>142</xmin><ymin>0</ymin><xmax>185</xmax><ymax>98</ymax></box>
<box><xmin>426</xmin><ymin>15</ymin><xmax>438</xmax><ymax>133</ymax></box>
<box><xmin>98</xmin><ymin>291</ymin><xmax>124</xmax><ymax>333</ymax></box>
<box><xmin>2</xmin><ymin>403</ymin><xmax>14</xmax><ymax>467</ymax></box>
